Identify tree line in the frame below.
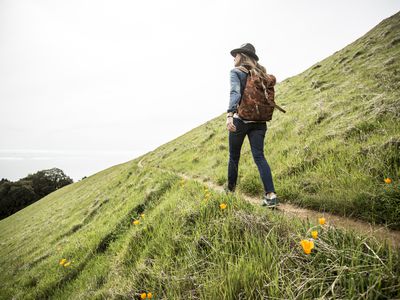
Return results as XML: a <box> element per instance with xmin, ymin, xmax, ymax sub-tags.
<box><xmin>0</xmin><ymin>168</ymin><xmax>73</xmax><ymax>220</ymax></box>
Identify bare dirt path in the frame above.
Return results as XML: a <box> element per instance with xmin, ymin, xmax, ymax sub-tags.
<box><xmin>138</xmin><ymin>158</ymin><xmax>400</xmax><ymax>248</ymax></box>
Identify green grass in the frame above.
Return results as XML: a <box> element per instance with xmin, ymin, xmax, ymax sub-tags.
<box><xmin>1</xmin><ymin>11</ymin><xmax>400</xmax><ymax>300</ymax></box>
<box><xmin>1</xmin><ymin>164</ymin><xmax>399</xmax><ymax>299</ymax></box>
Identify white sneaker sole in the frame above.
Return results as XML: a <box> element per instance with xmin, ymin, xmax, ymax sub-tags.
<box><xmin>261</xmin><ymin>200</ymin><xmax>280</xmax><ymax>208</ymax></box>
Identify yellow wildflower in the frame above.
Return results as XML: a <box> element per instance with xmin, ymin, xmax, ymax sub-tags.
<box><xmin>140</xmin><ymin>213</ymin><xmax>145</xmax><ymax>218</ymax></box>
<box><xmin>63</xmin><ymin>261</ymin><xmax>71</xmax><ymax>267</ymax></box>
<box><xmin>147</xmin><ymin>292</ymin><xmax>153</xmax><ymax>298</ymax></box>
<box><xmin>219</xmin><ymin>203</ymin><xmax>227</xmax><ymax>210</ymax></box>
<box><xmin>384</xmin><ymin>178</ymin><xmax>392</xmax><ymax>184</ymax></box>
<box><xmin>140</xmin><ymin>292</ymin><xmax>147</xmax><ymax>299</ymax></box>
<box><xmin>133</xmin><ymin>220</ymin><xmax>140</xmax><ymax>225</ymax></box>
<box><xmin>300</xmin><ymin>239</ymin><xmax>314</xmax><ymax>255</ymax></box>
<box><xmin>318</xmin><ymin>217</ymin><xmax>326</xmax><ymax>225</ymax></box>
<box><xmin>59</xmin><ymin>258</ymin><xmax>67</xmax><ymax>265</ymax></box>
<box><xmin>311</xmin><ymin>231</ymin><xmax>318</xmax><ymax>239</ymax></box>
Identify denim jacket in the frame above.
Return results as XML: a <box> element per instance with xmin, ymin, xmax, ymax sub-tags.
<box><xmin>227</xmin><ymin>68</ymin><xmax>247</xmax><ymax>113</ymax></box>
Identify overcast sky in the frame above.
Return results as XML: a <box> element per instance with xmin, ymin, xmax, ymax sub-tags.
<box><xmin>1</xmin><ymin>0</ymin><xmax>399</xmax><ymax>181</ymax></box>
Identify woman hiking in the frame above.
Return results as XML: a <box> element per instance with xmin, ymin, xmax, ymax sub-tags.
<box><xmin>225</xmin><ymin>43</ymin><xmax>279</xmax><ymax>207</ymax></box>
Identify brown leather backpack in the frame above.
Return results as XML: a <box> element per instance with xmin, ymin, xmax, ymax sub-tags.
<box><xmin>237</xmin><ymin>66</ymin><xmax>286</xmax><ymax>121</ymax></box>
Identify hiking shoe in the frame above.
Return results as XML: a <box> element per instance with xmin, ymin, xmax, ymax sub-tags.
<box><xmin>261</xmin><ymin>193</ymin><xmax>280</xmax><ymax>208</ymax></box>
<box><xmin>261</xmin><ymin>199</ymin><xmax>277</xmax><ymax>207</ymax></box>
<box><xmin>223</xmin><ymin>184</ymin><xmax>235</xmax><ymax>194</ymax></box>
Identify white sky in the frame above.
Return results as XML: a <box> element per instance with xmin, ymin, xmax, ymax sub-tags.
<box><xmin>1</xmin><ymin>0</ymin><xmax>399</xmax><ymax>181</ymax></box>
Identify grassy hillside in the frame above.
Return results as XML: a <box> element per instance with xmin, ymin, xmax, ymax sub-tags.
<box><xmin>1</xmin><ymin>11</ymin><xmax>400</xmax><ymax>300</ymax></box>
<box><xmin>1</xmin><ymin>163</ymin><xmax>399</xmax><ymax>299</ymax></box>
<box><xmin>147</xmin><ymin>11</ymin><xmax>400</xmax><ymax>228</ymax></box>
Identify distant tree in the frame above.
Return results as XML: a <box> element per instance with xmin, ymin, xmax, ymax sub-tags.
<box><xmin>0</xmin><ymin>180</ymin><xmax>35</xmax><ymax>218</ymax></box>
<box><xmin>0</xmin><ymin>168</ymin><xmax>73</xmax><ymax>220</ymax></box>
<box><xmin>26</xmin><ymin>168</ymin><xmax>73</xmax><ymax>198</ymax></box>
<box><xmin>7</xmin><ymin>183</ymin><xmax>36</xmax><ymax>213</ymax></box>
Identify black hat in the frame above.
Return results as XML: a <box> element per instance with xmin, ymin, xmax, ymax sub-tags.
<box><xmin>230</xmin><ymin>43</ymin><xmax>259</xmax><ymax>61</ymax></box>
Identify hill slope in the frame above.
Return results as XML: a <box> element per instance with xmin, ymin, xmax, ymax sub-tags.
<box><xmin>0</xmin><ymin>11</ymin><xmax>399</xmax><ymax>300</ymax></box>
<box><xmin>147</xmin><ymin>11</ymin><xmax>400</xmax><ymax>227</ymax></box>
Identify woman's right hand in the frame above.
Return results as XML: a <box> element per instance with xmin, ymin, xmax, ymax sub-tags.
<box><xmin>226</xmin><ymin>117</ymin><xmax>236</xmax><ymax>132</ymax></box>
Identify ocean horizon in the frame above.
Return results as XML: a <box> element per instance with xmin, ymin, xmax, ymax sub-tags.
<box><xmin>0</xmin><ymin>149</ymin><xmax>148</xmax><ymax>182</ymax></box>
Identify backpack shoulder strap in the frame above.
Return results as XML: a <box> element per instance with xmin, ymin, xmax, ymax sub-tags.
<box><xmin>260</xmin><ymin>77</ymin><xmax>287</xmax><ymax>113</ymax></box>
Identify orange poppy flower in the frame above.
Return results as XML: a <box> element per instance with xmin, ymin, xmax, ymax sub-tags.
<box><xmin>63</xmin><ymin>261</ymin><xmax>71</xmax><ymax>267</ymax></box>
<box><xmin>300</xmin><ymin>239</ymin><xmax>314</xmax><ymax>255</ymax></box>
<box><xmin>219</xmin><ymin>203</ymin><xmax>227</xmax><ymax>210</ymax></box>
<box><xmin>384</xmin><ymin>178</ymin><xmax>392</xmax><ymax>184</ymax></box>
<box><xmin>311</xmin><ymin>231</ymin><xmax>318</xmax><ymax>239</ymax></box>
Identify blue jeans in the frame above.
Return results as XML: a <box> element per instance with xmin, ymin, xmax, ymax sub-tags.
<box><xmin>228</xmin><ymin>117</ymin><xmax>275</xmax><ymax>194</ymax></box>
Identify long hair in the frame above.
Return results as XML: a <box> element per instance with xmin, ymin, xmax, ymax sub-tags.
<box><xmin>237</xmin><ymin>53</ymin><xmax>268</xmax><ymax>79</ymax></box>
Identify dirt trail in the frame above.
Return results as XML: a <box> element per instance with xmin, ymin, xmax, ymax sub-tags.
<box><xmin>138</xmin><ymin>158</ymin><xmax>400</xmax><ymax>248</ymax></box>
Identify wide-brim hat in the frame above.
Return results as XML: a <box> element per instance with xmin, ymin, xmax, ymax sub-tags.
<box><xmin>230</xmin><ymin>43</ymin><xmax>259</xmax><ymax>61</ymax></box>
